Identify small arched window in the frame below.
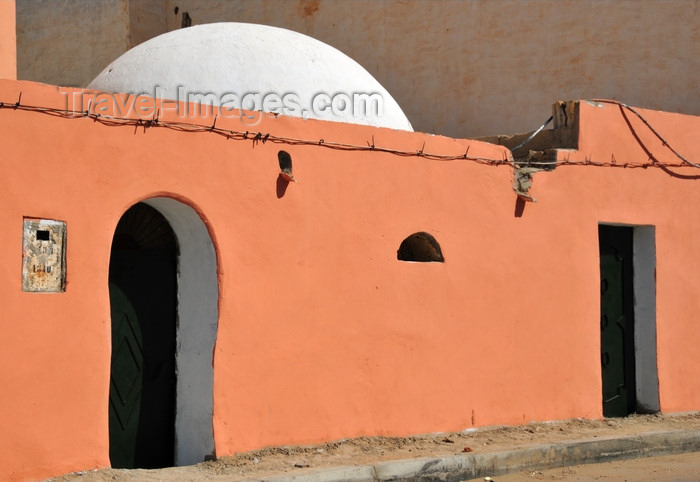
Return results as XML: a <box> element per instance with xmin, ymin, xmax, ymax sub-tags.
<box><xmin>397</xmin><ymin>232</ymin><xmax>444</xmax><ymax>262</ymax></box>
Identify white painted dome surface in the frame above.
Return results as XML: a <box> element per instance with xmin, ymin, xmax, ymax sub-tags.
<box><xmin>88</xmin><ymin>23</ymin><xmax>413</xmax><ymax>131</ymax></box>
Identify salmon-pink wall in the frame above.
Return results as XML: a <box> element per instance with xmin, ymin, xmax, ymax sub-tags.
<box><xmin>570</xmin><ymin>101</ymin><xmax>700</xmax><ymax>414</ymax></box>
<box><xmin>0</xmin><ymin>80</ymin><xmax>699</xmax><ymax>480</ymax></box>
<box><xmin>0</xmin><ymin>0</ymin><xmax>16</xmax><ymax>79</ymax></box>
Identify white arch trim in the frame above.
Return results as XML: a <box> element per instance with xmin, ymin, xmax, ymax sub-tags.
<box><xmin>144</xmin><ymin>197</ymin><xmax>218</xmax><ymax>465</ymax></box>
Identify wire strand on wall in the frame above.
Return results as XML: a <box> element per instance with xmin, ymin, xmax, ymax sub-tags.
<box><xmin>591</xmin><ymin>99</ymin><xmax>700</xmax><ymax>169</ymax></box>
<box><xmin>0</xmin><ymin>97</ymin><xmax>696</xmax><ymax>171</ymax></box>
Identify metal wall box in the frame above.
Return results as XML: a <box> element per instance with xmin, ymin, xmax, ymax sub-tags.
<box><xmin>22</xmin><ymin>218</ymin><xmax>66</xmax><ymax>292</ymax></box>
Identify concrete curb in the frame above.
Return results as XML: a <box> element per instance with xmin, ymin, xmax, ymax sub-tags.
<box><xmin>258</xmin><ymin>429</ymin><xmax>700</xmax><ymax>481</ymax></box>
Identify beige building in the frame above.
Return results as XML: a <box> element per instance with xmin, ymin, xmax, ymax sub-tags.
<box><xmin>15</xmin><ymin>0</ymin><xmax>699</xmax><ymax>138</ymax></box>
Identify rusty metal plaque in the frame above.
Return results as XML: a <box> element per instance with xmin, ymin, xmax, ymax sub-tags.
<box><xmin>22</xmin><ymin>218</ymin><xmax>66</xmax><ymax>292</ymax></box>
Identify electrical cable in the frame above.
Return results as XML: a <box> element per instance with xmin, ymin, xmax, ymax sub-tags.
<box><xmin>591</xmin><ymin>99</ymin><xmax>699</xmax><ymax>169</ymax></box>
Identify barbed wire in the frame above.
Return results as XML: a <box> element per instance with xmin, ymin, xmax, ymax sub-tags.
<box><xmin>0</xmin><ymin>96</ymin><xmax>695</xmax><ymax>171</ymax></box>
<box><xmin>591</xmin><ymin>99</ymin><xmax>700</xmax><ymax>169</ymax></box>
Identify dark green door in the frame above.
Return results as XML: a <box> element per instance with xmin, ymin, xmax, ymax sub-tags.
<box><xmin>599</xmin><ymin>225</ymin><xmax>636</xmax><ymax>417</ymax></box>
<box><xmin>109</xmin><ymin>203</ymin><xmax>178</xmax><ymax>468</ymax></box>
<box><xmin>108</xmin><ymin>283</ymin><xmax>143</xmax><ymax>468</ymax></box>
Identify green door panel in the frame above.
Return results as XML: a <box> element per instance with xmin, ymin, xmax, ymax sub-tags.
<box><xmin>599</xmin><ymin>225</ymin><xmax>636</xmax><ymax>417</ymax></box>
<box><xmin>108</xmin><ymin>282</ymin><xmax>142</xmax><ymax>469</ymax></box>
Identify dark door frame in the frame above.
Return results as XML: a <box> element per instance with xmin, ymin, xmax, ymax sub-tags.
<box><xmin>109</xmin><ymin>203</ymin><xmax>178</xmax><ymax>468</ymax></box>
<box><xmin>598</xmin><ymin>223</ymin><xmax>659</xmax><ymax>417</ymax></box>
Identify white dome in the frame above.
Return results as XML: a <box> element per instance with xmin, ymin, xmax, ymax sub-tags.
<box><xmin>88</xmin><ymin>23</ymin><xmax>413</xmax><ymax>131</ymax></box>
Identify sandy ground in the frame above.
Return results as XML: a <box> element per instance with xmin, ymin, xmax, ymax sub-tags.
<box><xmin>479</xmin><ymin>451</ymin><xmax>700</xmax><ymax>481</ymax></box>
<box><xmin>50</xmin><ymin>412</ymin><xmax>700</xmax><ymax>481</ymax></box>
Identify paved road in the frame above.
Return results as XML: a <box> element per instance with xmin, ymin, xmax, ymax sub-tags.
<box><xmin>470</xmin><ymin>451</ymin><xmax>700</xmax><ymax>481</ymax></box>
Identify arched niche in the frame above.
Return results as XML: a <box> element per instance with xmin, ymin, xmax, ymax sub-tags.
<box><xmin>397</xmin><ymin>232</ymin><xmax>445</xmax><ymax>262</ymax></box>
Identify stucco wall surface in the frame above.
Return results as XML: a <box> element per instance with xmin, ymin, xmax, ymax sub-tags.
<box><xmin>14</xmin><ymin>0</ymin><xmax>700</xmax><ymax>138</ymax></box>
<box><xmin>0</xmin><ymin>80</ymin><xmax>699</xmax><ymax>480</ymax></box>
<box><xmin>15</xmin><ymin>0</ymin><xmax>129</xmax><ymax>87</ymax></box>
<box><xmin>0</xmin><ymin>0</ymin><xmax>16</xmax><ymax>79</ymax></box>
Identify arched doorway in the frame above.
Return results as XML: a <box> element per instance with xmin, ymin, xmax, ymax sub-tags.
<box><xmin>109</xmin><ymin>203</ymin><xmax>178</xmax><ymax>468</ymax></box>
<box><xmin>108</xmin><ymin>197</ymin><xmax>218</xmax><ymax>468</ymax></box>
